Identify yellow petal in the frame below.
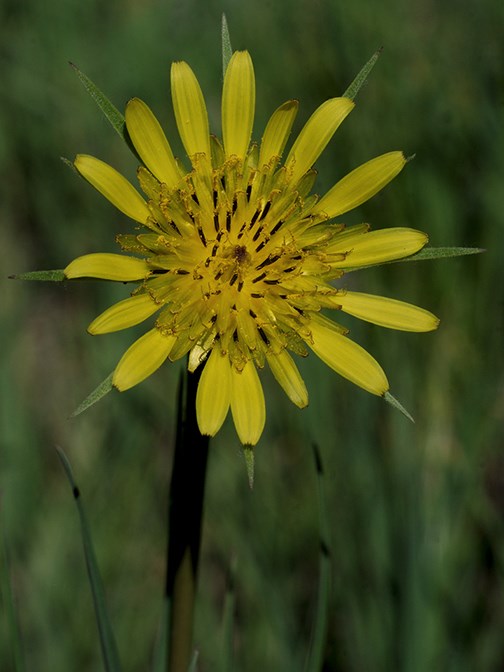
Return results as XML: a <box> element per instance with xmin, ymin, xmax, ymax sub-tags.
<box><xmin>308</xmin><ymin>316</ymin><xmax>388</xmax><ymax>395</ymax></box>
<box><xmin>113</xmin><ymin>328</ymin><xmax>176</xmax><ymax>391</ymax></box>
<box><xmin>230</xmin><ymin>361</ymin><xmax>265</xmax><ymax>445</ymax></box>
<box><xmin>284</xmin><ymin>97</ymin><xmax>354</xmax><ymax>184</ymax></box>
<box><xmin>258</xmin><ymin>100</ymin><xmax>299</xmax><ymax>166</ymax></box>
<box><xmin>313</xmin><ymin>152</ymin><xmax>406</xmax><ymax>218</ymax></box>
<box><xmin>74</xmin><ymin>155</ymin><xmax>149</xmax><ymax>223</ymax></box>
<box><xmin>266</xmin><ymin>349</ymin><xmax>308</xmax><ymax>408</ymax></box>
<box><xmin>329</xmin><ymin>228</ymin><xmax>428</xmax><ymax>268</ymax></box>
<box><xmin>88</xmin><ymin>294</ymin><xmax>161</xmax><ymax>334</ymax></box>
<box><xmin>171</xmin><ymin>61</ymin><xmax>211</xmax><ymax>159</ymax></box>
<box><xmin>222</xmin><ymin>51</ymin><xmax>255</xmax><ymax>159</ymax></box>
<box><xmin>336</xmin><ymin>291</ymin><xmax>440</xmax><ymax>332</ymax></box>
<box><xmin>125</xmin><ymin>98</ymin><xmax>182</xmax><ymax>188</ymax></box>
<box><xmin>65</xmin><ymin>253</ymin><xmax>149</xmax><ymax>280</ymax></box>
<box><xmin>196</xmin><ymin>348</ymin><xmax>231</xmax><ymax>436</ymax></box>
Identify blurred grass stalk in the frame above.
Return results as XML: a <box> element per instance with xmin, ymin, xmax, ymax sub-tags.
<box><xmin>1</xmin><ymin>522</ymin><xmax>26</xmax><ymax>672</ymax></box>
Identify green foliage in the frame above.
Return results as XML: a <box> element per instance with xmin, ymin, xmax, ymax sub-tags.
<box><xmin>56</xmin><ymin>448</ymin><xmax>122</xmax><ymax>672</ymax></box>
<box><xmin>2</xmin><ymin>1</ymin><xmax>504</xmax><ymax>671</ymax></box>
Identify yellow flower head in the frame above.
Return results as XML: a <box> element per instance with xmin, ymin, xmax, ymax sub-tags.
<box><xmin>65</xmin><ymin>51</ymin><xmax>439</xmax><ymax>445</ymax></box>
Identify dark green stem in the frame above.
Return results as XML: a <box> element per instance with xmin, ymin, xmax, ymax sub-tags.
<box><xmin>166</xmin><ymin>367</ymin><xmax>209</xmax><ymax>672</ymax></box>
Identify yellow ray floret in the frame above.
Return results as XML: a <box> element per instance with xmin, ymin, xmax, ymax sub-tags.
<box><xmin>334</xmin><ymin>291</ymin><xmax>440</xmax><ymax>331</ymax></box>
<box><xmin>222</xmin><ymin>51</ymin><xmax>255</xmax><ymax>159</ymax></box>
<box><xmin>171</xmin><ymin>61</ymin><xmax>211</xmax><ymax>160</ymax></box>
<box><xmin>230</xmin><ymin>361</ymin><xmax>266</xmax><ymax>446</ymax></box>
<box><xmin>88</xmin><ymin>293</ymin><xmax>161</xmax><ymax>334</ymax></box>
<box><xmin>308</xmin><ymin>316</ymin><xmax>389</xmax><ymax>395</ymax></box>
<box><xmin>125</xmin><ymin>99</ymin><xmax>182</xmax><ymax>188</ymax></box>
<box><xmin>65</xmin><ymin>253</ymin><xmax>149</xmax><ymax>280</ymax></box>
<box><xmin>266</xmin><ymin>349</ymin><xmax>308</xmax><ymax>408</ymax></box>
<box><xmin>314</xmin><ymin>152</ymin><xmax>406</xmax><ymax>218</ymax></box>
<box><xmin>113</xmin><ymin>328</ymin><xmax>176</xmax><ymax>391</ymax></box>
<box><xmin>285</xmin><ymin>97</ymin><xmax>354</xmax><ymax>184</ymax></box>
<box><xmin>259</xmin><ymin>100</ymin><xmax>299</xmax><ymax>167</ymax></box>
<box><xmin>328</xmin><ymin>228</ymin><xmax>427</xmax><ymax>268</ymax></box>
<box><xmin>196</xmin><ymin>348</ymin><xmax>232</xmax><ymax>436</ymax></box>
<box><xmin>74</xmin><ymin>155</ymin><xmax>150</xmax><ymax>223</ymax></box>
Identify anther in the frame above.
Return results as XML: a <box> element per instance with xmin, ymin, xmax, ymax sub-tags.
<box><xmin>259</xmin><ymin>201</ymin><xmax>271</xmax><ymax>221</ymax></box>
<box><xmin>256</xmin><ymin>254</ymin><xmax>280</xmax><ymax>270</ymax></box>
<box><xmin>197</xmin><ymin>226</ymin><xmax>207</xmax><ymax>246</ymax></box>
<box><xmin>252</xmin><ymin>272</ymin><xmax>266</xmax><ymax>284</ymax></box>
<box><xmin>257</xmin><ymin>327</ymin><xmax>270</xmax><ymax>345</ymax></box>
<box><xmin>270</xmin><ymin>220</ymin><xmax>283</xmax><ymax>236</ymax></box>
<box><xmin>252</xmin><ymin>225</ymin><xmax>263</xmax><ymax>242</ymax></box>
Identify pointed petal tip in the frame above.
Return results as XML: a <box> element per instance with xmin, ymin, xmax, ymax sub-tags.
<box><xmin>384</xmin><ymin>390</ymin><xmax>415</xmax><ymax>423</ymax></box>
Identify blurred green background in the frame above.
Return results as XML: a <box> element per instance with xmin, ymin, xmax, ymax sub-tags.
<box><xmin>1</xmin><ymin>0</ymin><xmax>503</xmax><ymax>670</ymax></box>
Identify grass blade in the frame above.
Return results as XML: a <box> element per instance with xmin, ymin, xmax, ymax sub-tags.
<box><xmin>188</xmin><ymin>649</ymin><xmax>199</xmax><ymax>672</ymax></box>
<box><xmin>56</xmin><ymin>447</ymin><xmax>122</xmax><ymax>672</ymax></box>
<box><xmin>0</xmin><ymin>522</ymin><xmax>26</xmax><ymax>672</ymax></box>
<box><xmin>221</xmin><ymin>557</ymin><xmax>237</xmax><ymax>672</ymax></box>
<box><xmin>151</xmin><ymin>596</ymin><xmax>170</xmax><ymax>672</ymax></box>
<box><xmin>304</xmin><ymin>444</ymin><xmax>331</xmax><ymax>672</ymax></box>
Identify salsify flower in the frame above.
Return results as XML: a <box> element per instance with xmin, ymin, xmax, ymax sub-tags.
<box><xmin>65</xmin><ymin>51</ymin><xmax>439</xmax><ymax>445</ymax></box>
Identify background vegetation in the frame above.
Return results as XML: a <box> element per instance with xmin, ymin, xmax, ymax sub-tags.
<box><xmin>1</xmin><ymin>0</ymin><xmax>503</xmax><ymax>670</ymax></box>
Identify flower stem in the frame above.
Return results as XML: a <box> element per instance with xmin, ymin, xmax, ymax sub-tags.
<box><xmin>166</xmin><ymin>367</ymin><xmax>209</xmax><ymax>672</ymax></box>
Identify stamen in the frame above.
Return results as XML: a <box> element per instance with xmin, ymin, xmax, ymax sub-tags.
<box><xmin>257</xmin><ymin>327</ymin><xmax>270</xmax><ymax>345</ymax></box>
<box><xmin>252</xmin><ymin>272</ymin><xmax>267</xmax><ymax>284</ymax></box>
<box><xmin>226</xmin><ymin>211</ymin><xmax>231</xmax><ymax>232</ymax></box>
<box><xmin>270</xmin><ymin>220</ymin><xmax>283</xmax><ymax>236</ymax></box>
<box><xmin>249</xmin><ymin>209</ymin><xmax>260</xmax><ymax>228</ymax></box>
<box><xmin>259</xmin><ymin>201</ymin><xmax>271</xmax><ymax>221</ymax></box>
<box><xmin>197</xmin><ymin>226</ymin><xmax>207</xmax><ymax>246</ymax></box>
<box><xmin>252</xmin><ymin>225</ymin><xmax>263</xmax><ymax>242</ymax></box>
<box><xmin>256</xmin><ymin>254</ymin><xmax>280</xmax><ymax>270</ymax></box>
<box><xmin>246</xmin><ymin>184</ymin><xmax>252</xmax><ymax>201</ymax></box>
<box><xmin>229</xmin><ymin>273</ymin><xmax>238</xmax><ymax>286</ymax></box>
<box><xmin>213</xmin><ymin>213</ymin><xmax>220</xmax><ymax>232</ymax></box>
